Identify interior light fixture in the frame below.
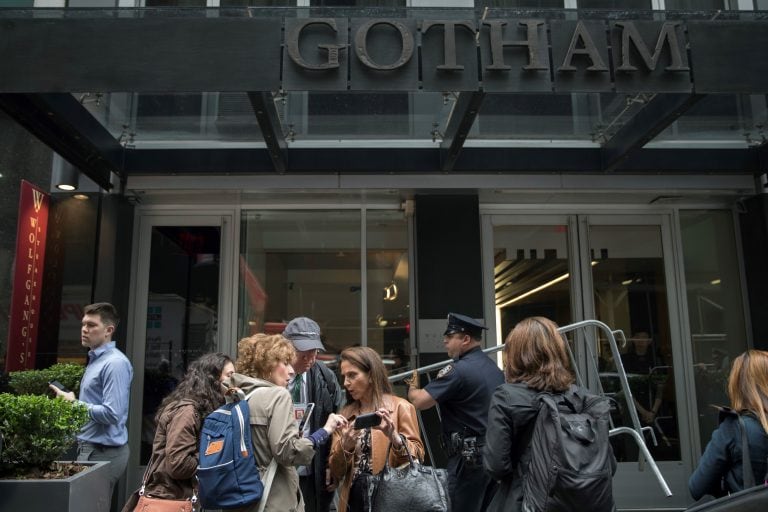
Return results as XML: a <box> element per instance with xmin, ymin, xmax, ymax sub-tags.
<box><xmin>497</xmin><ymin>272</ymin><xmax>570</xmax><ymax>309</ymax></box>
<box><xmin>73</xmin><ymin>193</ymin><xmax>89</xmax><ymax>201</ymax></box>
<box><xmin>622</xmin><ymin>279</ymin><xmax>633</xmax><ymax>285</ymax></box>
<box><xmin>497</xmin><ymin>261</ymin><xmax>599</xmax><ymax>309</ymax></box>
<box><xmin>51</xmin><ymin>154</ymin><xmax>79</xmax><ymax>191</ymax></box>
<box><xmin>383</xmin><ymin>282</ymin><xmax>398</xmax><ymax>301</ymax></box>
<box><xmin>710</xmin><ymin>278</ymin><xmax>721</xmax><ymax>285</ymax></box>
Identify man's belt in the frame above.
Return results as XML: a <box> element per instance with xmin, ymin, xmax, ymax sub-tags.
<box><xmin>442</xmin><ymin>431</ymin><xmax>485</xmax><ymax>457</ymax></box>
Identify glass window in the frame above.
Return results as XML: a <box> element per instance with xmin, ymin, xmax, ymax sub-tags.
<box><xmin>140</xmin><ymin>225</ymin><xmax>221</xmax><ymax>463</ymax></box>
<box><xmin>0</xmin><ymin>113</ymin><xmax>101</xmax><ymax>372</ymax></box>
<box><xmin>238</xmin><ymin>208</ymin><xmax>411</xmax><ymax>367</ymax></box>
<box><xmin>220</xmin><ymin>0</ymin><xmax>294</xmax><ymax>5</ymax></box>
<box><xmin>238</xmin><ymin>211</ymin><xmax>362</xmax><ymax>355</ymax></box>
<box><xmin>652</xmin><ymin>95</ymin><xmax>767</xmax><ymax>144</ymax></box>
<box><xmin>41</xmin><ymin>188</ymin><xmax>99</xmax><ymax>367</ymax></box>
<box><xmin>366</xmin><ymin>210</ymin><xmax>411</xmax><ymax>374</ymax></box>
<box><xmin>577</xmin><ymin>0</ymin><xmax>651</xmax><ymax>8</ymax></box>
<box><xmin>310</xmin><ymin>0</ymin><xmax>405</xmax><ymax>6</ymax></box>
<box><xmin>492</xmin><ymin>224</ymin><xmax>573</xmax><ymax>344</ymax></box>
<box><xmin>664</xmin><ymin>0</ymin><xmax>729</xmax><ymax>9</ymax></box>
<box><xmin>477</xmin><ymin>0</ymin><xmax>564</xmax><ymax>7</ymax></box>
<box><xmin>589</xmin><ymin>224</ymin><xmax>680</xmax><ymax>462</ymax></box>
<box><xmin>680</xmin><ymin>210</ymin><xmax>748</xmax><ymax>452</ymax></box>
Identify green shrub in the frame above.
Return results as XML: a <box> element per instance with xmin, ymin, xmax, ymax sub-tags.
<box><xmin>0</xmin><ymin>393</ymin><xmax>89</xmax><ymax>476</ymax></box>
<box><xmin>8</xmin><ymin>363</ymin><xmax>85</xmax><ymax>396</ymax></box>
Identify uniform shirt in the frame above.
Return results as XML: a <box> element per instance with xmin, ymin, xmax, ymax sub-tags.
<box><xmin>425</xmin><ymin>346</ymin><xmax>504</xmax><ymax>436</ymax></box>
<box><xmin>77</xmin><ymin>341</ymin><xmax>133</xmax><ymax>446</ymax></box>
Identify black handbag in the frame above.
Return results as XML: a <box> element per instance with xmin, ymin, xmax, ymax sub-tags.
<box><xmin>686</xmin><ymin>413</ymin><xmax>768</xmax><ymax>512</ymax></box>
<box><xmin>368</xmin><ymin>434</ymin><xmax>450</xmax><ymax>512</ymax></box>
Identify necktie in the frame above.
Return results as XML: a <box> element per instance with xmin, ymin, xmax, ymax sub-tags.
<box><xmin>292</xmin><ymin>373</ymin><xmax>303</xmax><ymax>403</ymax></box>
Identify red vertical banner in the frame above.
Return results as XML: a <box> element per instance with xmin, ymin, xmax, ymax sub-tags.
<box><xmin>5</xmin><ymin>180</ymin><xmax>50</xmax><ymax>371</ymax></box>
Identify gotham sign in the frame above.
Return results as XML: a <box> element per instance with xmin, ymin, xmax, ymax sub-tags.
<box><xmin>283</xmin><ymin>19</ymin><xmax>692</xmax><ymax>93</ymax></box>
<box><xmin>0</xmin><ymin>17</ymin><xmax>764</xmax><ymax>93</ymax></box>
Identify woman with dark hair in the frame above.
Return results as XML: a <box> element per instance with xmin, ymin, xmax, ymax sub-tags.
<box><xmin>328</xmin><ymin>346</ymin><xmax>424</xmax><ymax>512</ymax></box>
<box><xmin>689</xmin><ymin>349</ymin><xmax>768</xmax><ymax>500</ymax></box>
<box><xmin>227</xmin><ymin>334</ymin><xmax>347</xmax><ymax>512</ymax></box>
<box><xmin>121</xmin><ymin>352</ymin><xmax>235</xmax><ymax>511</ymax></box>
<box><xmin>482</xmin><ymin>316</ymin><xmax>615</xmax><ymax>512</ymax></box>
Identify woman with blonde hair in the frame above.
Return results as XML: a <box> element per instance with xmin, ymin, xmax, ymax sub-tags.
<box><xmin>482</xmin><ymin>316</ymin><xmax>616</xmax><ymax>512</ymax></box>
<box><xmin>328</xmin><ymin>346</ymin><xmax>424</xmax><ymax>512</ymax></box>
<box><xmin>226</xmin><ymin>334</ymin><xmax>347</xmax><ymax>512</ymax></box>
<box><xmin>689</xmin><ymin>349</ymin><xmax>768</xmax><ymax>500</ymax></box>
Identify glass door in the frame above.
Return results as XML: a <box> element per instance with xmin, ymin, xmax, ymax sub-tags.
<box><xmin>124</xmin><ymin>212</ymin><xmax>235</xmax><ymax>490</ymax></box>
<box><xmin>483</xmin><ymin>212</ymin><xmax>692</xmax><ymax>509</ymax></box>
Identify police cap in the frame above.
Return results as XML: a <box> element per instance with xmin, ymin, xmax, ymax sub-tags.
<box><xmin>443</xmin><ymin>313</ymin><xmax>487</xmax><ymax>338</ymax></box>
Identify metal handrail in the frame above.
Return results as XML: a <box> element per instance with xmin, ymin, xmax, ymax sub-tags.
<box><xmin>389</xmin><ymin>318</ymin><xmax>672</xmax><ymax>497</ymax></box>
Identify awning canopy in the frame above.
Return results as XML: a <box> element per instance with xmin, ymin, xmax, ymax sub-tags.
<box><xmin>0</xmin><ymin>7</ymin><xmax>766</xmax><ymax>190</ymax></box>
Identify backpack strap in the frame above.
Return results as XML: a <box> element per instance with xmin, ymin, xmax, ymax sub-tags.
<box><xmin>716</xmin><ymin>406</ymin><xmax>757</xmax><ymax>489</ymax></box>
<box><xmin>736</xmin><ymin>414</ymin><xmax>756</xmax><ymax>488</ymax></box>
<box><xmin>256</xmin><ymin>459</ymin><xmax>279</xmax><ymax>512</ymax></box>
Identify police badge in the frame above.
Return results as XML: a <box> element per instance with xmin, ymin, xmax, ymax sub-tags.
<box><xmin>436</xmin><ymin>364</ymin><xmax>453</xmax><ymax>379</ymax></box>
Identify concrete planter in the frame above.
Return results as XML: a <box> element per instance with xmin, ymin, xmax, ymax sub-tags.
<box><xmin>0</xmin><ymin>460</ymin><xmax>111</xmax><ymax>512</ymax></box>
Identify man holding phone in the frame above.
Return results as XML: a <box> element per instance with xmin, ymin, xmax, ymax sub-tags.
<box><xmin>283</xmin><ymin>317</ymin><xmax>345</xmax><ymax>512</ymax></box>
<box><xmin>49</xmin><ymin>302</ymin><xmax>133</xmax><ymax>509</ymax></box>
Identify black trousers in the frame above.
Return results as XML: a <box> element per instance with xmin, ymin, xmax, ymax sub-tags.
<box><xmin>300</xmin><ymin>473</ymin><xmax>334</xmax><ymax>512</ymax></box>
<box><xmin>446</xmin><ymin>454</ymin><xmax>497</xmax><ymax>512</ymax></box>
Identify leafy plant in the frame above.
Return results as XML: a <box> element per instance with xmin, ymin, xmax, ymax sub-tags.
<box><xmin>8</xmin><ymin>363</ymin><xmax>85</xmax><ymax>396</ymax></box>
<box><xmin>0</xmin><ymin>393</ymin><xmax>89</xmax><ymax>477</ymax></box>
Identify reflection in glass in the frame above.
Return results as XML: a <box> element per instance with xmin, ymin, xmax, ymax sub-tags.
<box><xmin>141</xmin><ymin>226</ymin><xmax>221</xmax><ymax>464</ymax></box>
<box><xmin>589</xmin><ymin>225</ymin><xmax>680</xmax><ymax>462</ymax></box>
<box><xmin>473</xmin><ymin>93</ymin><xmax>628</xmax><ymax>142</ymax></box>
<box><xmin>577</xmin><ymin>0</ymin><xmax>651</xmax><ymax>8</ymax></box>
<box><xmin>284</xmin><ymin>92</ymin><xmax>447</xmax><ymax>141</ymax></box>
<box><xmin>238</xmin><ymin>211</ymin><xmax>362</xmax><ymax>355</ymax></box>
<box><xmin>477</xmin><ymin>0</ymin><xmax>564</xmax><ymax>7</ymax></box>
<box><xmin>652</xmin><ymin>94</ymin><xmax>767</xmax><ymax>144</ymax></box>
<box><xmin>492</xmin><ymin>225</ymin><xmax>572</xmax><ymax>344</ymax></box>
<box><xmin>680</xmin><ymin>210</ymin><xmax>748</xmax><ymax>452</ymax></box>
<box><xmin>366</xmin><ymin>211</ymin><xmax>410</xmax><ymax>376</ymax></box>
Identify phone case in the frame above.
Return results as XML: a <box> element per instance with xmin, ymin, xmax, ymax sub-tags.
<box><xmin>354</xmin><ymin>412</ymin><xmax>382</xmax><ymax>429</ymax></box>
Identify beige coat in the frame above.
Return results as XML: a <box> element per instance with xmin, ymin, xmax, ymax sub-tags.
<box><xmin>227</xmin><ymin>373</ymin><xmax>316</xmax><ymax>512</ymax></box>
<box><xmin>328</xmin><ymin>395</ymin><xmax>424</xmax><ymax>512</ymax></box>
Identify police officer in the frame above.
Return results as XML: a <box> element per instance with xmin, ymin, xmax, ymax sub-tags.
<box><xmin>407</xmin><ymin>313</ymin><xmax>504</xmax><ymax>512</ymax></box>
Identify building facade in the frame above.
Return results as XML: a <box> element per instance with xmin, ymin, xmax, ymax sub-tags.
<box><xmin>1</xmin><ymin>1</ymin><xmax>768</xmax><ymax>510</ymax></box>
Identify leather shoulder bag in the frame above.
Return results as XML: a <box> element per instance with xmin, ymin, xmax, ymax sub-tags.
<box><xmin>369</xmin><ymin>434</ymin><xmax>450</xmax><ymax>512</ymax></box>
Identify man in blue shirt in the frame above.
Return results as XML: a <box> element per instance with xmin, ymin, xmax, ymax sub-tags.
<box><xmin>407</xmin><ymin>313</ymin><xmax>504</xmax><ymax>512</ymax></box>
<box><xmin>50</xmin><ymin>302</ymin><xmax>133</xmax><ymax>506</ymax></box>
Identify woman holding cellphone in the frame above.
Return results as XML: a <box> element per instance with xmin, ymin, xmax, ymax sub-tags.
<box><xmin>328</xmin><ymin>346</ymin><xmax>424</xmax><ymax>512</ymax></box>
<box><xmin>227</xmin><ymin>334</ymin><xmax>347</xmax><ymax>512</ymax></box>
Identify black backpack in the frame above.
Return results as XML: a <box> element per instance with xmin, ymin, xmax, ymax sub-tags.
<box><xmin>521</xmin><ymin>385</ymin><xmax>616</xmax><ymax>512</ymax></box>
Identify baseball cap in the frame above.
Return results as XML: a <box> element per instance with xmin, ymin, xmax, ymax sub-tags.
<box><xmin>282</xmin><ymin>317</ymin><xmax>326</xmax><ymax>352</ymax></box>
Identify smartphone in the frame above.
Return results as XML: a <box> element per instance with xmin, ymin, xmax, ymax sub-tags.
<box><xmin>353</xmin><ymin>412</ymin><xmax>382</xmax><ymax>429</ymax></box>
<box><xmin>298</xmin><ymin>403</ymin><xmax>315</xmax><ymax>435</ymax></box>
<box><xmin>48</xmin><ymin>380</ymin><xmax>69</xmax><ymax>393</ymax></box>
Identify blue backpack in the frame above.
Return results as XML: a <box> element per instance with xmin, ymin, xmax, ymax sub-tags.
<box><xmin>197</xmin><ymin>389</ymin><xmax>264</xmax><ymax>509</ymax></box>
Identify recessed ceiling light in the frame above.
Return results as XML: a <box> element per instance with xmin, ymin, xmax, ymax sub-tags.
<box><xmin>73</xmin><ymin>194</ymin><xmax>89</xmax><ymax>200</ymax></box>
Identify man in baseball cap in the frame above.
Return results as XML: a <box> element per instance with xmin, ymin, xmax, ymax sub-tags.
<box><xmin>282</xmin><ymin>317</ymin><xmax>344</xmax><ymax>512</ymax></box>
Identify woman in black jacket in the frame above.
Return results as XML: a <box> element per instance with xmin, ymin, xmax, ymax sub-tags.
<box><xmin>482</xmin><ymin>316</ymin><xmax>618</xmax><ymax>512</ymax></box>
<box><xmin>688</xmin><ymin>349</ymin><xmax>768</xmax><ymax>500</ymax></box>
